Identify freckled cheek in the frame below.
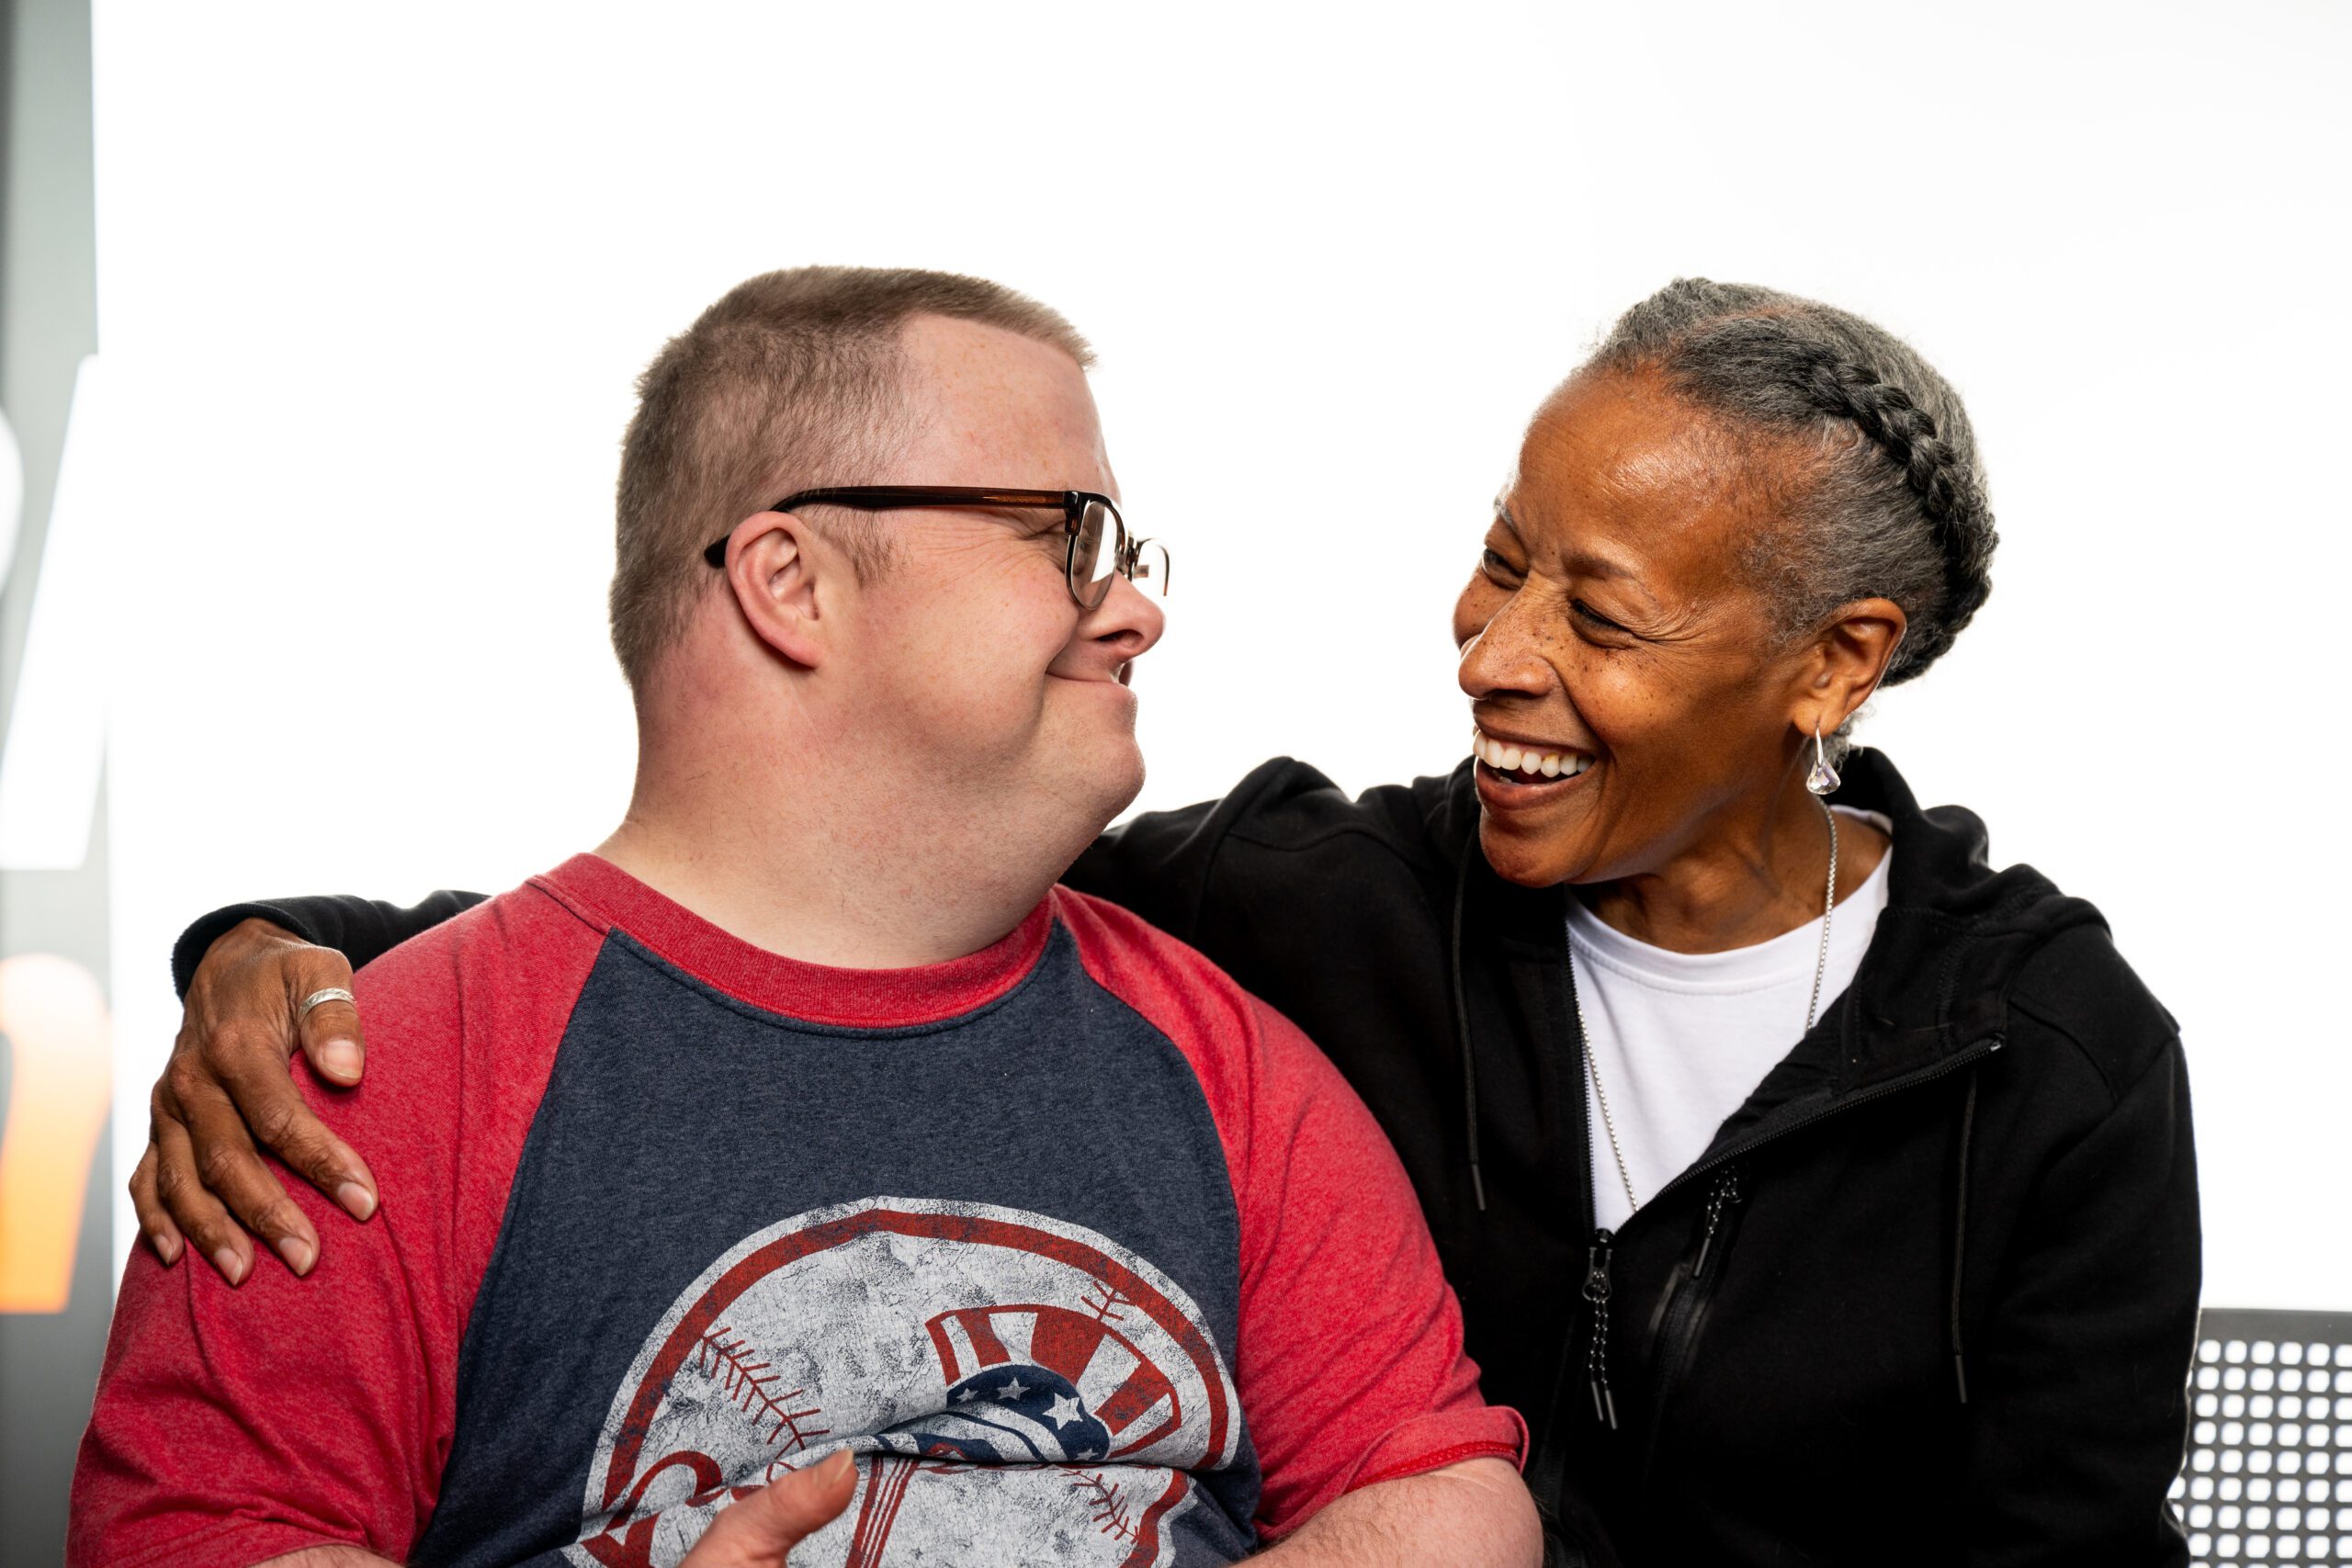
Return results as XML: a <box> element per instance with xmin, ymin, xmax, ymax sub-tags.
<box><xmin>1555</xmin><ymin>654</ymin><xmax>1657</xmax><ymax>754</ymax></box>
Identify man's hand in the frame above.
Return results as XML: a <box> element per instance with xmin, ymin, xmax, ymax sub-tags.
<box><xmin>679</xmin><ymin>1451</ymin><xmax>860</xmax><ymax>1567</ymax></box>
<box><xmin>130</xmin><ymin>918</ymin><xmax>380</xmax><ymax>1284</ymax></box>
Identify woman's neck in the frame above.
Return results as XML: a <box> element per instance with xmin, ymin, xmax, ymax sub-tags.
<box><xmin>1579</xmin><ymin>784</ymin><xmax>1890</xmax><ymax>955</ymax></box>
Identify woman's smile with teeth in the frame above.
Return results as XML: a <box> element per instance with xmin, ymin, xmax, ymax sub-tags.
<box><xmin>1473</xmin><ymin>728</ymin><xmax>1593</xmax><ymax>781</ymax></box>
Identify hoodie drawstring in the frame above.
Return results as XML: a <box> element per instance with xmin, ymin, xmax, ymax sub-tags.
<box><xmin>1950</xmin><ymin>1063</ymin><xmax>1982</xmax><ymax>1405</ymax></box>
<box><xmin>1452</xmin><ymin>829</ymin><xmax>1486</xmax><ymax>1212</ymax></box>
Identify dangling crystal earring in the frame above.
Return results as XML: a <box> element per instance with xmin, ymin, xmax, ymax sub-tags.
<box><xmin>1806</xmin><ymin>721</ymin><xmax>1841</xmax><ymax>795</ymax></box>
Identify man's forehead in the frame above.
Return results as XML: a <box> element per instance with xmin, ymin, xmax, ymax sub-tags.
<box><xmin>904</xmin><ymin>312</ymin><xmax>1079</xmax><ymax>383</ymax></box>
<box><xmin>896</xmin><ymin>315</ymin><xmax>1110</xmax><ymax>488</ymax></box>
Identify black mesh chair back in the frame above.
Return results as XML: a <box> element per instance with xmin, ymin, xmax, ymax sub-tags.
<box><xmin>2171</xmin><ymin>1308</ymin><xmax>2352</xmax><ymax>1566</ymax></box>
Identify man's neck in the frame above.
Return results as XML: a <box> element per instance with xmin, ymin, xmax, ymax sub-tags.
<box><xmin>597</xmin><ymin>767</ymin><xmax>1068</xmax><ymax>971</ymax></box>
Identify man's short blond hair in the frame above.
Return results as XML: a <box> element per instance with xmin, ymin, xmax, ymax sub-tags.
<box><xmin>610</xmin><ymin>265</ymin><xmax>1094</xmax><ymax>687</ymax></box>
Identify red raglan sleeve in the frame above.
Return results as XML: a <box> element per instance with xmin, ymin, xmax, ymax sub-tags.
<box><xmin>1053</xmin><ymin>888</ymin><xmax>1525</xmax><ymax>1539</ymax></box>
<box><xmin>68</xmin><ymin>885</ymin><xmax>601</xmax><ymax>1568</ymax></box>
<box><xmin>1219</xmin><ymin>993</ymin><xmax>1526</xmax><ymax>1535</ymax></box>
<box><xmin>68</xmin><ymin>1165</ymin><xmax>447</xmax><ymax>1567</ymax></box>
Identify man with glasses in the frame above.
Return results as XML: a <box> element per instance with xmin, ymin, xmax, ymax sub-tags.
<box><xmin>71</xmin><ymin>268</ymin><xmax>1538</xmax><ymax>1568</ymax></box>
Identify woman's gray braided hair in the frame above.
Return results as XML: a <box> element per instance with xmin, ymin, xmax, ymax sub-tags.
<box><xmin>1590</xmin><ymin>279</ymin><xmax>1996</xmax><ymax>688</ymax></box>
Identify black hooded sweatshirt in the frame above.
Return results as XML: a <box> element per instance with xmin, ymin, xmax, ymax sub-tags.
<box><xmin>174</xmin><ymin>748</ymin><xmax>2200</xmax><ymax>1566</ymax></box>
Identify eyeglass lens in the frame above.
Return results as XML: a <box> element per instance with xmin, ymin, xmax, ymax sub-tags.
<box><xmin>1071</xmin><ymin>498</ymin><xmax>1119</xmax><ymax>606</ymax></box>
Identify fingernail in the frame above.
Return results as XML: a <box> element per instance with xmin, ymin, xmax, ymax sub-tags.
<box><xmin>152</xmin><ymin>1232</ymin><xmax>181</xmax><ymax>1266</ymax></box>
<box><xmin>337</xmin><ymin>1181</ymin><xmax>377</xmax><ymax>1221</ymax></box>
<box><xmin>821</xmin><ymin>1450</ymin><xmax>856</xmax><ymax>1482</ymax></box>
<box><xmin>214</xmin><ymin>1247</ymin><xmax>246</xmax><ymax>1286</ymax></box>
<box><xmin>279</xmin><ymin>1235</ymin><xmax>316</xmax><ymax>1275</ymax></box>
<box><xmin>319</xmin><ymin>1040</ymin><xmax>362</xmax><ymax>1078</ymax></box>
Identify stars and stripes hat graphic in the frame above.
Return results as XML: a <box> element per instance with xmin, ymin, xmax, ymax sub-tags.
<box><xmin>885</xmin><ymin>1303</ymin><xmax>1184</xmax><ymax>1464</ymax></box>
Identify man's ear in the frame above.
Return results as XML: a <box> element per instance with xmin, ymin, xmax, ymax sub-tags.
<box><xmin>720</xmin><ymin>511</ymin><xmax>836</xmax><ymax>670</ymax></box>
<box><xmin>1792</xmin><ymin>596</ymin><xmax>1907</xmax><ymax>738</ymax></box>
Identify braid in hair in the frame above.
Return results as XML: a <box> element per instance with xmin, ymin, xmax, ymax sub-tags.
<box><xmin>1787</xmin><ymin>348</ymin><xmax>1996</xmax><ymax>677</ymax></box>
<box><xmin>1591</xmin><ymin>278</ymin><xmax>1998</xmax><ymax>691</ymax></box>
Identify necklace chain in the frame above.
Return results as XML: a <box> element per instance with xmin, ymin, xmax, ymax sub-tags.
<box><xmin>1804</xmin><ymin>801</ymin><xmax>1839</xmax><ymax>1037</ymax></box>
<box><xmin>1584</xmin><ymin>1008</ymin><xmax>1640</xmax><ymax>1220</ymax></box>
<box><xmin>1578</xmin><ymin>799</ymin><xmax>1838</xmax><ymax>1217</ymax></box>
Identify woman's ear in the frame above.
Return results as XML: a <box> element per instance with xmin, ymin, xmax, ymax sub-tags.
<box><xmin>1794</xmin><ymin>596</ymin><xmax>1907</xmax><ymax>737</ymax></box>
<box><xmin>721</xmin><ymin>511</ymin><xmax>834</xmax><ymax>670</ymax></box>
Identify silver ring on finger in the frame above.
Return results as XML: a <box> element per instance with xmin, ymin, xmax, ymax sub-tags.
<box><xmin>298</xmin><ymin>987</ymin><xmax>356</xmax><ymax>1020</ymax></box>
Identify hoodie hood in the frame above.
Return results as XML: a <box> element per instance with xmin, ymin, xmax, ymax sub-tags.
<box><xmin>1828</xmin><ymin>746</ymin><xmax>2110</xmax><ymax>1088</ymax></box>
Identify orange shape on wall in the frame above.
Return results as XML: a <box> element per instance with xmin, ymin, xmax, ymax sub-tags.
<box><xmin>0</xmin><ymin>953</ymin><xmax>112</xmax><ymax>1313</ymax></box>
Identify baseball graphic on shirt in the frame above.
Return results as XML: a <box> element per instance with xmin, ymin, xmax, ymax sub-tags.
<box><xmin>569</xmin><ymin>1196</ymin><xmax>1243</xmax><ymax>1568</ymax></box>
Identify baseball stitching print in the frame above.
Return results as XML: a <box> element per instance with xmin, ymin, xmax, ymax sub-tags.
<box><xmin>571</xmin><ymin>1196</ymin><xmax>1243</xmax><ymax>1568</ymax></box>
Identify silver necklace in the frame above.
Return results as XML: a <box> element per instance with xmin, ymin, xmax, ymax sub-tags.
<box><xmin>1579</xmin><ymin>799</ymin><xmax>1839</xmax><ymax>1217</ymax></box>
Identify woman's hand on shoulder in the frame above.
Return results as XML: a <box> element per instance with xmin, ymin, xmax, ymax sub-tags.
<box><xmin>130</xmin><ymin>918</ymin><xmax>380</xmax><ymax>1284</ymax></box>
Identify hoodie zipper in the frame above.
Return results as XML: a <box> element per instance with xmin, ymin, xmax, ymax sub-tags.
<box><xmin>1634</xmin><ymin>1164</ymin><xmax>1747</xmax><ymax>1493</ymax></box>
<box><xmin>1592</xmin><ymin>1165</ymin><xmax>1743</xmax><ymax>1441</ymax></box>
<box><xmin>1571</xmin><ymin>1032</ymin><xmax>2004</xmax><ymax>1443</ymax></box>
<box><xmin>1584</xmin><ymin>1227</ymin><xmax>1618</xmax><ymax>1428</ymax></box>
<box><xmin>1690</xmin><ymin>1164</ymin><xmax>1745</xmax><ymax>1281</ymax></box>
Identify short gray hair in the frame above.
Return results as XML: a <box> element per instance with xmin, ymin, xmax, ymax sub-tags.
<box><xmin>1589</xmin><ymin>280</ymin><xmax>1997</xmax><ymax>714</ymax></box>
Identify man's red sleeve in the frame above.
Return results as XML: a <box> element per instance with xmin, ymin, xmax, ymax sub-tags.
<box><xmin>68</xmin><ymin>1086</ymin><xmax>449</xmax><ymax>1567</ymax></box>
<box><xmin>70</xmin><ymin>886</ymin><xmax>597</xmax><ymax>1568</ymax></box>
<box><xmin>1218</xmin><ymin>993</ymin><xmax>1527</xmax><ymax>1535</ymax></box>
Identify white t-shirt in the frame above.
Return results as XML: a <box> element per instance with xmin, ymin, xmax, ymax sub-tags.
<box><xmin>1573</xmin><ymin>807</ymin><xmax>1894</xmax><ymax>1233</ymax></box>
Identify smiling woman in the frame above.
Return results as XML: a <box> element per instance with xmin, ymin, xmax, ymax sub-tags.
<box><xmin>1084</xmin><ymin>280</ymin><xmax>2196</xmax><ymax>1567</ymax></box>
<box><xmin>133</xmin><ymin>279</ymin><xmax>2196</xmax><ymax>1568</ymax></box>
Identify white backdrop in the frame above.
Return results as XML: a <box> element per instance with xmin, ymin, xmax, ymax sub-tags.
<box><xmin>80</xmin><ymin>0</ymin><xmax>2349</xmax><ymax>1308</ymax></box>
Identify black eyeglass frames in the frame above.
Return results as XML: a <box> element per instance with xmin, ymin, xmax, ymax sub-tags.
<box><xmin>701</xmin><ymin>486</ymin><xmax>1169</xmax><ymax>610</ymax></box>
